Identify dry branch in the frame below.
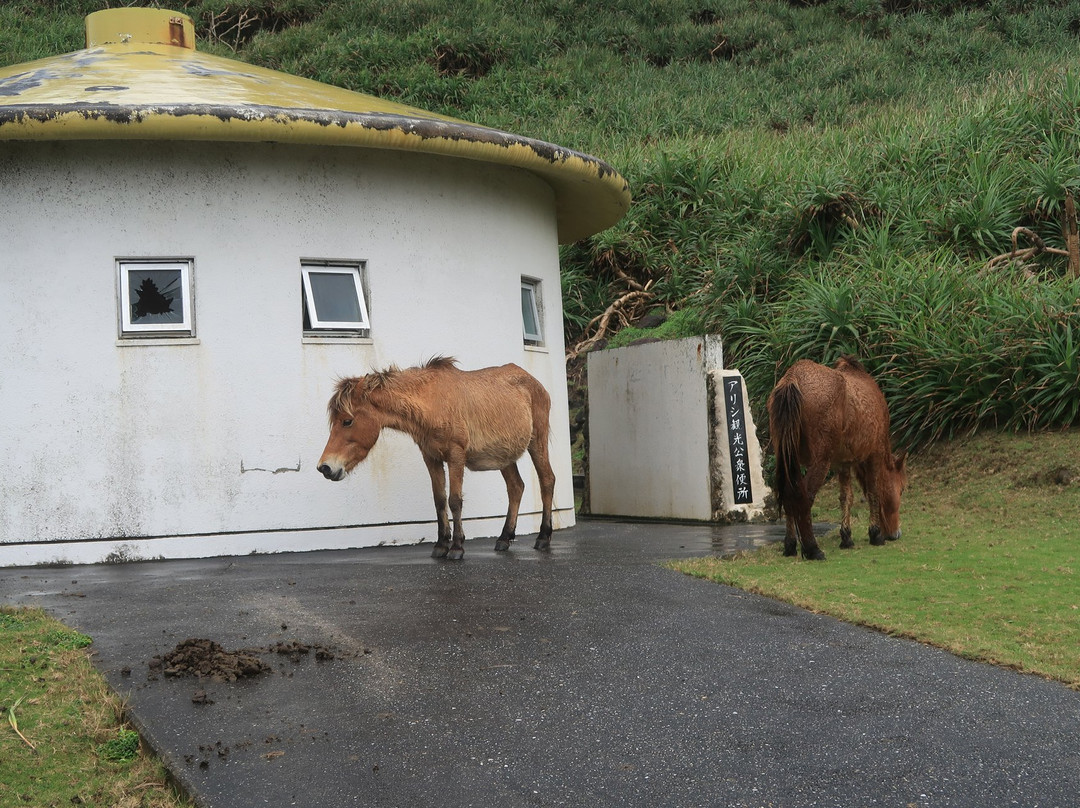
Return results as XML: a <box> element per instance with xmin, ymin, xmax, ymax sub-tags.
<box><xmin>568</xmin><ymin>288</ymin><xmax>654</xmax><ymax>359</ymax></box>
<box><xmin>983</xmin><ymin>227</ymin><xmax>1070</xmax><ymax>278</ymax></box>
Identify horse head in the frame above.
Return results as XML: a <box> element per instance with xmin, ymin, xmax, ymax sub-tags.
<box><xmin>317</xmin><ymin>377</ymin><xmax>383</xmax><ymax>481</ymax></box>
<box><xmin>873</xmin><ymin>449</ymin><xmax>908</xmax><ymax>542</ymax></box>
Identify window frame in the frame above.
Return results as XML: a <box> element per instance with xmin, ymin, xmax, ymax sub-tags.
<box><xmin>301</xmin><ymin>260</ymin><xmax>370</xmax><ymax>335</ymax></box>
<box><xmin>117</xmin><ymin>258</ymin><xmax>195</xmax><ymax>339</ymax></box>
<box><xmin>521</xmin><ymin>277</ymin><xmax>543</xmax><ymax>345</ymax></box>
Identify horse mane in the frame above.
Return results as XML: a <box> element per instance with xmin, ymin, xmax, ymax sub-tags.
<box><xmin>366</xmin><ymin>356</ymin><xmax>458</xmax><ymax>390</ymax></box>
<box><xmin>328</xmin><ymin>356</ymin><xmax>459</xmax><ymax>422</ymax></box>
<box><xmin>327</xmin><ymin>377</ymin><xmax>361</xmax><ymax>421</ymax></box>
<box><xmin>423</xmin><ymin>355</ymin><xmax>458</xmax><ymax>371</ymax></box>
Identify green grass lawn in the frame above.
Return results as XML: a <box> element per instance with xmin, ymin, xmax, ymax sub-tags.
<box><xmin>669</xmin><ymin>428</ymin><xmax>1080</xmax><ymax>688</ymax></box>
<box><xmin>0</xmin><ymin>607</ymin><xmax>191</xmax><ymax>808</ymax></box>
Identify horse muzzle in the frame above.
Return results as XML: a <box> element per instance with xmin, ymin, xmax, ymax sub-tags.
<box><xmin>317</xmin><ymin>463</ymin><xmax>346</xmax><ymax>482</ymax></box>
<box><xmin>869</xmin><ymin>525</ymin><xmax>902</xmax><ymax>544</ymax></box>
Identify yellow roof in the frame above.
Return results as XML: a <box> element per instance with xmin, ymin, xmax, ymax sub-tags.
<box><xmin>0</xmin><ymin>8</ymin><xmax>629</xmax><ymax>243</ymax></box>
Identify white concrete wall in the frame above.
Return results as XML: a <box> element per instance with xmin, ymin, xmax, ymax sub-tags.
<box><xmin>588</xmin><ymin>337</ymin><xmax>772</xmax><ymax>522</ymax></box>
<box><xmin>0</xmin><ymin>140</ymin><xmax>575</xmax><ymax>565</ymax></box>
<box><xmin>587</xmin><ymin>337</ymin><xmax>723</xmax><ymax>520</ymax></box>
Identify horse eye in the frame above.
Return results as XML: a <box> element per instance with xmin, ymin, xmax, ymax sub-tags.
<box><xmin>342</xmin><ymin>418</ymin><xmax>354</xmax><ymax>428</ymax></box>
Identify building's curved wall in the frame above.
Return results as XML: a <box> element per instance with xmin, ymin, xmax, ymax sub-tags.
<box><xmin>0</xmin><ymin>140</ymin><xmax>574</xmax><ymax>565</ymax></box>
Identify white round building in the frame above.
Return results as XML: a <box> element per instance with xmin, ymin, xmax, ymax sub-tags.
<box><xmin>0</xmin><ymin>8</ymin><xmax>629</xmax><ymax>566</ymax></box>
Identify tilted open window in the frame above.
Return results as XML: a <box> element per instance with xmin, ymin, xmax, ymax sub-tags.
<box><xmin>521</xmin><ymin>277</ymin><xmax>543</xmax><ymax>345</ymax></box>
<box><xmin>302</xmin><ymin>261</ymin><xmax>370</xmax><ymax>335</ymax></box>
<box><xmin>118</xmin><ymin>259</ymin><xmax>194</xmax><ymax>338</ymax></box>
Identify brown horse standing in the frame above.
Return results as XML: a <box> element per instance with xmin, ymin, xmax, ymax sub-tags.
<box><xmin>317</xmin><ymin>357</ymin><xmax>556</xmax><ymax>560</ymax></box>
<box><xmin>767</xmin><ymin>356</ymin><xmax>907</xmax><ymax>560</ymax></box>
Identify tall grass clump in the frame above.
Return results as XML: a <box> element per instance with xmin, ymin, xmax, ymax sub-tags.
<box><xmin>720</xmin><ymin>256</ymin><xmax>1080</xmax><ymax>449</ymax></box>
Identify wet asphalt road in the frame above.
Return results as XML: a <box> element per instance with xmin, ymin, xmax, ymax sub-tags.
<box><xmin>2</xmin><ymin>519</ymin><xmax>1079</xmax><ymax>808</ymax></box>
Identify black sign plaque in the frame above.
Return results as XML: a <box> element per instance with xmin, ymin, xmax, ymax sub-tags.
<box><xmin>723</xmin><ymin>375</ymin><xmax>753</xmax><ymax>505</ymax></box>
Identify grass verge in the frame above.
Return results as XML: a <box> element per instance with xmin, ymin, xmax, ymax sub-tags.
<box><xmin>668</xmin><ymin>429</ymin><xmax>1080</xmax><ymax>689</ymax></box>
<box><xmin>0</xmin><ymin>607</ymin><xmax>191</xmax><ymax>808</ymax></box>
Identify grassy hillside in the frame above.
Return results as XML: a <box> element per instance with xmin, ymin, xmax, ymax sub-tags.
<box><xmin>4</xmin><ymin>0</ymin><xmax>1080</xmax><ymax>445</ymax></box>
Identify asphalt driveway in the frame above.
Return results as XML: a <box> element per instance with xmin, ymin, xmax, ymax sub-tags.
<box><xmin>2</xmin><ymin>519</ymin><xmax>1078</xmax><ymax>807</ymax></box>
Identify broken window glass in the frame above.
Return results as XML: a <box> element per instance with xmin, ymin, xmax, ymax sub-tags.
<box><xmin>129</xmin><ymin>269</ymin><xmax>184</xmax><ymax>325</ymax></box>
<box><xmin>118</xmin><ymin>260</ymin><xmax>193</xmax><ymax>337</ymax></box>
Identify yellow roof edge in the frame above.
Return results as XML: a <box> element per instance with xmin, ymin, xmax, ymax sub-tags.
<box><xmin>0</xmin><ymin>104</ymin><xmax>630</xmax><ymax>243</ymax></box>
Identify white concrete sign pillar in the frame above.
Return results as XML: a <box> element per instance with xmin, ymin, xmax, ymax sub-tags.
<box><xmin>708</xmin><ymin>369</ymin><xmax>770</xmax><ymax>521</ymax></box>
<box><xmin>587</xmin><ymin>336</ymin><xmax>770</xmax><ymax>522</ymax></box>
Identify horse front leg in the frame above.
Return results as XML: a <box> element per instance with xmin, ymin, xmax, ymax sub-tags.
<box><xmin>424</xmin><ymin>456</ymin><xmax>452</xmax><ymax>559</ymax></box>
<box><xmin>857</xmin><ymin>462</ymin><xmax>885</xmax><ymax>545</ymax></box>
<box><xmin>495</xmin><ymin>464</ymin><xmax>524</xmax><ymax>552</ymax></box>
<box><xmin>837</xmin><ymin>465</ymin><xmax>855</xmax><ymax>549</ymax></box>
<box><xmin>446</xmin><ymin>460</ymin><xmax>467</xmax><ymax>561</ymax></box>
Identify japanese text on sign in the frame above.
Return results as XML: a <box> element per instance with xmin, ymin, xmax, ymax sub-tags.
<box><xmin>724</xmin><ymin>376</ymin><xmax>753</xmax><ymax>505</ymax></box>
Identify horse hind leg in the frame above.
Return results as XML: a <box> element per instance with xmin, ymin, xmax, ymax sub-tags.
<box><xmin>528</xmin><ymin>441</ymin><xmax>555</xmax><ymax>551</ymax></box>
<box><xmin>495</xmin><ymin>464</ymin><xmax>525</xmax><ymax>552</ymax></box>
<box><xmin>783</xmin><ymin>508</ymin><xmax>798</xmax><ymax>556</ymax></box>
<box><xmin>838</xmin><ymin>466</ymin><xmax>855</xmax><ymax>549</ymax></box>
<box><xmin>776</xmin><ymin>465</ymin><xmax>811</xmax><ymax>558</ymax></box>
<box><xmin>796</xmin><ymin>462</ymin><xmax>830</xmax><ymax>561</ymax></box>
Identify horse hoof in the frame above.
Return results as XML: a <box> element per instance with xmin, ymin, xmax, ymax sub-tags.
<box><xmin>839</xmin><ymin>527</ymin><xmax>854</xmax><ymax>549</ymax></box>
<box><xmin>783</xmin><ymin>546</ymin><xmax>798</xmax><ymax>557</ymax></box>
<box><xmin>494</xmin><ymin>539</ymin><xmax>511</xmax><ymax>552</ymax></box>
<box><xmin>431</xmin><ymin>544</ymin><xmax>449</xmax><ymax>559</ymax></box>
<box><xmin>447</xmin><ymin>548</ymin><xmax>465</xmax><ymax>561</ymax></box>
<box><xmin>533</xmin><ymin>538</ymin><xmax>550</xmax><ymax>551</ymax></box>
<box><xmin>805</xmin><ymin>549</ymin><xmax>827</xmax><ymax>561</ymax></box>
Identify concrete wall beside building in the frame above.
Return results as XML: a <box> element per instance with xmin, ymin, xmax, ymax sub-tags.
<box><xmin>587</xmin><ymin>336</ymin><xmax>770</xmax><ymax>523</ymax></box>
<box><xmin>0</xmin><ymin>139</ymin><xmax>575</xmax><ymax>565</ymax></box>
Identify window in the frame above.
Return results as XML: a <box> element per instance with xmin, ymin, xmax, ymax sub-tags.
<box><xmin>302</xmin><ymin>261</ymin><xmax>370</xmax><ymax>335</ymax></box>
<box><xmin>118</xmin><ymin>259</ymin><xmax>194</xmax><ymax>338</ymax></box>
<box><xmin>521</xmin><ymin>278</ymin><xmax>543</xmax><ymax>345</ymax></box>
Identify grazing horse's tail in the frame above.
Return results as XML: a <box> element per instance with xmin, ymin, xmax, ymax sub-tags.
<box><xmin>769</xmin><ymin>379</ymin><xmax>806</xmax><ymax>517</ymax></box>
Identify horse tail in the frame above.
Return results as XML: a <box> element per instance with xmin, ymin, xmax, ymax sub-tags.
<box><xmin>768</xmin><ymin>380</ymin><xmax>806</xmax><ymax>515</ymax></box>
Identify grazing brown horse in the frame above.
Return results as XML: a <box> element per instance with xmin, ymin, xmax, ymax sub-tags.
<box><xmin>317</xmin><ymin>357</ymin><xmax>556</xmax><ymax>560</ymax></box>
<box><xmin>767</xmin><ymin>356</ymin><xmax>907</xmax><ymax>561</ymax></box>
